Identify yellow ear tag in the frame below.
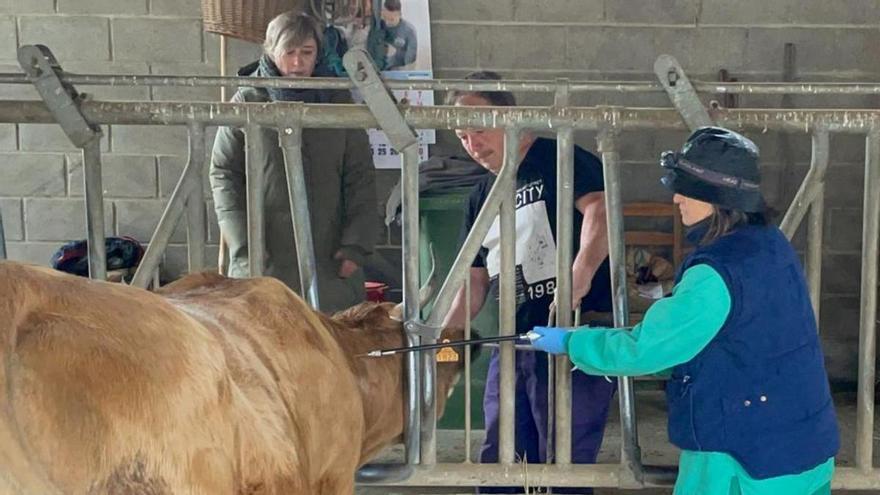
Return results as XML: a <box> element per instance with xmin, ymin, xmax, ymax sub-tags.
<box><xmin>436</xmin><ymin>339</ymin><xmax>460</xmax><ymax>363</ymax></box>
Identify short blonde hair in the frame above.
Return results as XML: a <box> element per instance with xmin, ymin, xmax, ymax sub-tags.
<box><xmin>263</xmin><ymin>11</ymin><xmax>323</xmax><ymax>62</ymax></box>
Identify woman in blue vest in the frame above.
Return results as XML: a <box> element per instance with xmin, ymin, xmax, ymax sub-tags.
<box><xmin>530</xmin><ymin>126</ymin><xmax>840</xmax><ymax>495</ymax></box>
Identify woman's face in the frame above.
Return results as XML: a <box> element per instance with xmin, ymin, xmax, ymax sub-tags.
<box><xmin>673</xmin><ymin>193</ymin><xmax>715</xmax><ymax>226</ymax></box>
<box><xmin>275</xmin><ymin>37</ymin><xmax>318</xmax><ymax>78</ymax></box>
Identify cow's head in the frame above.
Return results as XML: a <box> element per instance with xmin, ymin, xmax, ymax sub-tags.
<box><xmin>330</xmin><ymin>259</ymin><xmax>480</xmax><ymax>460</ymax></box>
<box><xmin>332</xmin><ymin>299</ymin><xmax>477</xmax><ymax>462</ymax></box>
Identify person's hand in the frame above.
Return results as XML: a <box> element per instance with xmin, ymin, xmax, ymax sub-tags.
<box><xmin>529</xmin><ymin>326</ymin><xmax>572</xmax><ymax>355</ymax></box>
<box><xmin>334</xmin><ymin>250</ymin><xmax>359</xmax><ymax>279</ymax></box>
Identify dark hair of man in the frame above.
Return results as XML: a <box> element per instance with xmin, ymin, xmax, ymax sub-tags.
<box><xmin>444</xmin><ymin>70</ymin><xmax>517</xmax><ymax>107</ymax></box>
<box><xmin>383</xmin><ymin>0</ymin><xmax>402</xmax><ymax>12</ymax></box>
<box><xmin>702</xmin><ymin>207</ymin><xmax>770</xmax><ymax>244</ymax></box>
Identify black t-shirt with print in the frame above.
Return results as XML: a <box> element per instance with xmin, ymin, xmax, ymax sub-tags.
<box><xmin>461</xmin><ymin>137</ymin><xmax>612</xmax><ymax>331</ymax></box>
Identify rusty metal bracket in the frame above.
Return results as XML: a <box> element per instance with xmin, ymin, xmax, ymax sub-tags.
<box><xmin>18</xmin><ymin>44</ymin><xmax>107</xmax><ymax>280</ymax></box>
<box><xmin>654</xmin><ymin>54</ymin><xmax>713</xmax><ymax>131</ymax></box>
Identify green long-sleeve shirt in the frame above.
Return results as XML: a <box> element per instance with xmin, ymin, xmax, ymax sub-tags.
<box><xmin>564</xmin><ymin>264</ymin><xmax>834</xmax><ymax>495</ymax></box>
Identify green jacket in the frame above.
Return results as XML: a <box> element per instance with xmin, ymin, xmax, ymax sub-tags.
<box><xmin>209</xmin><ymin>85</ymin><xmax>379</xmax><ymax>313</ymax></box>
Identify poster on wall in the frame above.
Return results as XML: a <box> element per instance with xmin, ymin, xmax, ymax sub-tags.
<box><xmin>351</xmin><ymin>0</ymin><xmax>435</xmax><ymax>169</ymax></box>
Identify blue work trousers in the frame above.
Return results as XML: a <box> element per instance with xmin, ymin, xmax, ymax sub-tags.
<box><xmin>479</xmin><ymin>349</ymin><xmax>616</xmax><ymax>494</ymax></box>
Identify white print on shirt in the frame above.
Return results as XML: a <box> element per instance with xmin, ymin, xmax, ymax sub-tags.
<box><xmin>483</xmin><ymin>191</ymin><xmax>557</xmax><ymax>301</ymax></box>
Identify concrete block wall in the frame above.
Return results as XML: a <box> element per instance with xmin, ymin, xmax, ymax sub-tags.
<box><xmin>1</xmin><ymin>0</ymin><xmax>878</xmax><ymax>381</ymax></box>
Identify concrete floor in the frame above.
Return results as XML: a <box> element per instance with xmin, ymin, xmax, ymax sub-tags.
<box><xmin>357</xmin><ymin>391</ymin><xmax>879</xmax><ymax>494</ymax></box>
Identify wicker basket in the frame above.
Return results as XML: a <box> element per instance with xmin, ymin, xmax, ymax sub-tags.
<box><xmin>201</xmin><ymin>0</ymin><xmax>306</xmax><ymax>43</ymax></box>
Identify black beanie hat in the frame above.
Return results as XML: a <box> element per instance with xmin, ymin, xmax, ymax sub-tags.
<box><xmin>660</xmin><ymin>126</ymin><xmax>766</xmax><ymax>213</ymax></box>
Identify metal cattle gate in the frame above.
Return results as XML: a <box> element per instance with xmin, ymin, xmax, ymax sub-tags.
<box><xmin>2</xmin><ymin>45</ymin><xmax>878</xmax><ymax>491</ymax></box>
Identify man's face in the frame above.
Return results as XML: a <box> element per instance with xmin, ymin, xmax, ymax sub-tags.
<box><xmin>381</xmin><ymin>8</ymin><xmax>402</xmax><ymax>26</ymax></box>
<box><xmin>454</xmin><ymin>94</ymin><xmax>506</xmax><ymax>174</ymax></box>
<box><xmin>275</xmin><ymin>37</ymin><xmax>318</xmax><ymax>78</ymax></box>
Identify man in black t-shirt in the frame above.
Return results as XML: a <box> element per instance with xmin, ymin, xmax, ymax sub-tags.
<box><xmin>442</xmin><ymin>72</ymin><xmax>616</xmax><ymax>494</ymax></box>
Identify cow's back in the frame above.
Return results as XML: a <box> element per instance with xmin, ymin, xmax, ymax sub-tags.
<box><xmin>159</xmin><ymin>272</ymin><xmax>366</xmax><ymax>493</ymax></box>
<box><xmin>0</xmin><ymin>262</ymin><xmax>237</xmax><ymax>494</ymax></box>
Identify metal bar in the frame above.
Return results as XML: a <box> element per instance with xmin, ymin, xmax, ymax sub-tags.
<box><xmin>780</xmin><ymin>129</ymin><xmax>830</xmax><ymax>238</ymax></box>
<box><xmin>654</xmin><ymin>54</ymin><xmax>713</xmax><ymax>130</ymax></box>
<box><xmin>464</xmin><ymin>274</ymin><xmax>472</xmax><ymax>464</ymax></box>
<box><xmin>547</xmin><ymin>77</ymin><xmax>574</xmax><ymax>464</ymax></box>
<box><xmin>597</xmin><ymin>128</ymin><xmax>642</xmax><ymax>487</ymax></box>
<box><xmin>5</xmin><ymin>72</ymin><xmax>880</xmax><ymax>95</ymax></box>
<box><xmin>186</xmin><ymin>190</ymin><xmax>206</xmax><ymax>272</ymax></box>
<box><xmin>412</xmin><ymin>156</ymin><xmax>438</xmax><ymax>468</ymax></box>
<box><xmin>17</xmin><ymin>45</ymin><xmax>108</xmax><ymax>280</ymax></box>
<box><xmin>245</xmin><ymin>124</ymin><xmax>265</xmax><ymax>277</ymax></box>
<box><xmin>279</xmin><ymin>125</ymin><xmax>321</xmax><ymax>309</ymax></box>
<box><xmin>498</xmin><ymin>127</ymin><xmax>520</xmax><ymax>465</ymax></box>
<box><xmin>342</xmin><ymin>48</ymin><xmax>419</xmax><ymax>151</ymax></box>
<box><xmin>401</xmin><ymin>145</ymin><xmax>422</xmax><ymax>466</ymax></box>
<box><xmin>360</xmin><ymin>464</ymin><xmax>880</xmax><ymax>490</ymax></box>
<box><xmin>219</xmin><ymin>35</ymin><xmax>228</xmax><ymax>102</ymax></box>
<box><xmin>185</xmin><ymin>126</ymin><xmax>207</xmax><ymax>273</ymax></box>
<box><xmin>342</xmin><ymin>48</ymin><xmax>425</xmax><ymax>469</ymax></box>
<box><xmin>804</xmin><ymin>131</ymin><xmax>829</xmax><ymax>324</ymax></box>
<box><xmin>367</xmin><ymin>463</ymin><xmax>620</xmax><ymax>487</ymax></box>
<box><xmin>806</xmin><ymin>182</ymin><xmax>825</xmax><ymax>324</ymax></box>
<box><xmin>856</xmin><ymin>128</ymin><xmax>879</xmax><ymax>472</ymax></box>
<box><xmin>5</xmin><ymin>101</ymin><xmax>880</xmax><ymax>133</ymax></box>
<box><xmin>81</xmin><ymin>139</ymin><xmax>107</xmax><ymax>280</ymax></box>
<box><xmin>0</xmin><ymin>209</ymin><xmax>6</xmax><ymax>260</ymax></box>
<box><xmin>131</xmin><ymin>124</ymin><xmax>206</xmax><ymax>288</ymax></box>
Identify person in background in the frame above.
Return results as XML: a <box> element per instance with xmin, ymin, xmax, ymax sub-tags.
<box><xmin>442</xmin><ymin>71</ymin><xmax>616</xmax><ymax>494</ymax></box>
<box><xmin>211</xmin><ymin>11</ymin><xmax>379</xmax><ymax>312</ymax></box>
<box><xmin>380</xmin><ymin>0</ymin><xmax>418</xmax><ymax>70</ymax></box>
<box><xmin>532</xmin><ymin>127</ymin><xmax>839</xmax><ymax>495</ymax></box>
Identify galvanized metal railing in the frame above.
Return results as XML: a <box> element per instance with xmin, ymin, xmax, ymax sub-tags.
<box><xmin>2</xmin><ymin>46</ymin><xmax>878</xmax><ymax>491</ymax></box>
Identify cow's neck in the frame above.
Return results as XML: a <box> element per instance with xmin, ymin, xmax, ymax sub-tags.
<box><xmin>323</xmin><ymin>309</ymin><xmax>407</xmax><ymax>463</ymax></box>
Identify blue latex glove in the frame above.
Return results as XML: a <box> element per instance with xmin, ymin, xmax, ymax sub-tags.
<box><xmin>530</xmin><ymin>326</ymin><xmax>572</xmax><ymax>355</ymax></box>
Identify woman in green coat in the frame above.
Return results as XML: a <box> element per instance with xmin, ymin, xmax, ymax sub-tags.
<box><xmin>210</xmin><ymin>11</ymin><xmax>380</xmax><ymax>312</ymax></box>
<box><xmin>531</xmin><ymin>127</ymin><xmax>839</xmax><ymax>495</ymax></box>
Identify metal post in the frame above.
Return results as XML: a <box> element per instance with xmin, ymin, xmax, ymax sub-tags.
<box><xmin>553</xmin><ymin>80</ymin><xmax>574</xmax><ymax>467</ymax></box>
<box><xmin>806</xmin><ymin>186</ymin><xmax>825</xmax><ymax>323</ymax></box>
<box><xmin>132</xmin><ymin>124</ymin><xmax>206</xmax><ymax>288</ymax></box>
<box><xmin>856</xmin><ymin>129</ymin><xmax>879</xmax><ymax>472</ymax></box>
<box><xmin>554</xmin><ymin>127</ymin><xmax>575</xmax><ymax>466</ymax></box>
<box><xmin>0</xmin><ymin>209</ymin><xmax>6</xmax><ymax>260</ymax></box>
<box><xmin>400</xmin><ymin>144</ymin><xmax>422</xmax><ymax>466</ymax></box>
<box><xmin>81</xmin><ymin>139</ymin><xmax>107</xmax><ymax>280</ymax></box>
<box><xmin>597</xmin><ymin>128</ymin><xmax>642</xmax><ymax>487</ymax></box>
<box><xmin>245</xmin><ymin>124</ymin><xmax>266</xmax><ymax>277</ymax></box>
<box><xmin>17</xmin><ymin>45</ymin><xmax>107</xmax><ymax>279</ymax></box>
<box><xmin>780</xmin><ymin>129</ymin><xmax>830</xmax><ymax>239</ymax></box>
<box><xmin>781</xmin><ymin>129</ymin><xmax>829</xmax><ymax>322</ymax></box>
<box><xmin>279</xmin><ymin>125</ymin><xmax>321</xmax><ymax>309</ymax></box>
<box><xmin>185</xmin><ymin>127</ymin><xmax>207</xmax><ymax>273</ymax></box>
<box><xmin>409</xmin><ymin>146</ymin><xmax>435</xmax><ymax>466</ymax></box>
<box><xmin>464</xmin><ymin>274</ymin><xmax>472</xmax><ymax>463</ymax></box>
<box><xmin>498</xmin><ymin>127</ymin><xmax>520</xmax><ymax>465</ymax></box>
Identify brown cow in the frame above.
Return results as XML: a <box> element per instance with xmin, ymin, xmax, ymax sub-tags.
<box><xmin>0</xmin><ymin>261</ymin><xmax>468</xmax><ymax>494</ymax></box>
